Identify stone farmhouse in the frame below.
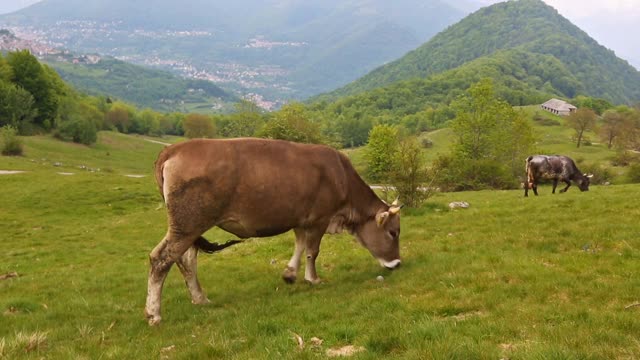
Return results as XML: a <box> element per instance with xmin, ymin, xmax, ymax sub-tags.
<box><xmin>540</xmin><ymin>98</ymin><xmax>577</xmax><ymax>116</ymax></box>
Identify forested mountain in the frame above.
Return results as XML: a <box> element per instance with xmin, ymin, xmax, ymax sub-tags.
<box><xmin>0</xmin><ymin>0</ymin><xmax>471</xmax><ymax>101</ymax></box>
<box><xmin>327</xmin><ymin>0</ymin><xmax>640</xmax><ymax>105</ymax></box>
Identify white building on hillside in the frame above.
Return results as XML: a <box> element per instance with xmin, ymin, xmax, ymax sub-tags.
<box><xmin>540</xmin><ymin>98</ymin><xmax>577</xmax><ymax>116</ymax></box>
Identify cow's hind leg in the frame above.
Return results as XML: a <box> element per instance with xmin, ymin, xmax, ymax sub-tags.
<box><xmin>176</xmin><ymin>246</ymin><xmax>210</xmax><ymax>305</ymax></box>
<box><xmin>283</xmin><ymin>230</ymin><xmax>305</xmax><ymax>283</ymax></box>
<box><xmin>145</xmin><ymin>233</ymin><xmax>195</xmax><ymax>326</ymax></box>
<box><xmin>552</xmin><ymin>179</ymin><xmax>559</xmax><ymax>194</ymax></box>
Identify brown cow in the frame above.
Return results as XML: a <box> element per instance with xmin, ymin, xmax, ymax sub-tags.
<box><xmin>145</xmin><ymin>138</ymin><xmax>402</xmax><ymax>325</ymax></box>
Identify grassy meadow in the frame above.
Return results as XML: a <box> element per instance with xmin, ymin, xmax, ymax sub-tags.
<box><xmin>1</xmin><ymin>131</ymin><xmax>639</xmax><ymax>359</ymax></box>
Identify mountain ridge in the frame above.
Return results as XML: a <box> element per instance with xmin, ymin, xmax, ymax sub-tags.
<box><xmin>325</xmin><ymin>0</ymin><xmax>640</xmax><ymax>105</ymax></box>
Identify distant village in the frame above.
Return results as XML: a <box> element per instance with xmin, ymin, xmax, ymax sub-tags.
<box><xmin>0</xmin><ymin>25</ymin><xmax>299</xmax><ymax>110</ymax></box>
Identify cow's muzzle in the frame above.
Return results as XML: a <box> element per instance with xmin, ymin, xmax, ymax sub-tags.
<box><xmin>380</xmin><ymin>259</ymin><xmax>401</xmax><ymax>270</ymax></box>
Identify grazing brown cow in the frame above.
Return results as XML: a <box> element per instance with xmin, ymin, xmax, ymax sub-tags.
<box><xmin>525</xmin><ymin>155</ymin><xmax>592</xmax><ymax>197</ymax></box>
<box><xmin>145</xmin><ymin>138</ymin><xmax>402</xmax><ymax>325</ymax></box>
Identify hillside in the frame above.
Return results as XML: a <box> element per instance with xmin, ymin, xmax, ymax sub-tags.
<box><xmin>327</xmin><ymin>0</ymin><xmax>640</xmax><ymax>105</ymax></box>
<box><xmin>0</xmin><ymin>0</ymin><xmax>472</xmax><ymax>101</ymax></box>
<box><xmin>48</xmin><ymin>56</ymin><xmax>238</xmax><ymax>113</ymax></box>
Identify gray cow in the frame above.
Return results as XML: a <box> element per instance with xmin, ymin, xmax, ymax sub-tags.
<box><xmin>525</xmin><ymin>155</ymin><xmax>592</xmax><ymax>197</ymax></box>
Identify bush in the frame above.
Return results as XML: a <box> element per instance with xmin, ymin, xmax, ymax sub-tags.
<box><xmin>1</xmin><ymin>125</ymin><xmax>24</xmax><ymax>156</ymax></box>
<box><xmin>627</xmin><ymin>164</ymin><xmax>640</xmax><ymax>183</ymax></box>
<box><xmin>610</xmin><ymin>151</ymin><xmax>640</xmax><ymax>167</ymax></box>
<box><xmin>579</xmin><ymin>163</ymin><xmax>613</xmax><ymax>185</ymax></box>
<box><xmin>56</xmin><ymin>118</ymin><xmax>98</xmax><ymax>145</ymax></box>
<box><xmin>533</xmin><ymin>113</ymin><xmax>561</xmax><ymax>126</ymax></box>
<box><xmin>420</xmin><ymin>138</ymin><xmax>433</xmax><ymax>148</ymax></box>
<box><xmin>431</xmin><ymin>155</ymin><xmax>519</xmax><ymax>192</ymax></box>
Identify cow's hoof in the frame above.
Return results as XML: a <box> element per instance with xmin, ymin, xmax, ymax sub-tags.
<box><xmin>145</xmin><ymin>311</ymin><xmax>162</xmax><ymax>326</ymax></box>
<box><xmin>305</xmin><ymin>277</ymin><xmax>321</xmax><ymax>285</ymax></box>
<box><xmin>282</xmin><ymin>267</ymin><xmax>297</xmax><ymax>284</ymax></box>
<box><xmin>191</xmin><ymin>297</ymin><xmax>211</xmax><ymax>305</ymax></box>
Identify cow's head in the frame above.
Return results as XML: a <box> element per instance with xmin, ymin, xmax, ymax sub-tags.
<box><xmin>354</xmin><ymin>200</ymin><xmax>402</xmax><ymax>270</ymax></box>
<box><xmin>578</xmin><ymin>173</ymin><xmax>593</xmax><ymax>191</ymax></box>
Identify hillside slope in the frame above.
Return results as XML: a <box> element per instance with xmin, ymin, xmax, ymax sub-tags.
<box><xmin>328</xmin><ymin>0</ymin><xmax>640</xmax><ymax>105</ymax></box>
<box><xmin>48</xmin><ymin>56</ymin><xmax>237</xmax><ymax>113</ymax></box>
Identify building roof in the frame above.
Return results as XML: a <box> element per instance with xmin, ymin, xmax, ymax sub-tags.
<box><xmin>541</xmin><ymin>98</ymin><xmax>577</xmax><ymax>112</ymax></box>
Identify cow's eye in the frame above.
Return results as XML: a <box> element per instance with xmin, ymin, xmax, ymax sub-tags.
<box><xmin>388</xmin><ymin>230</ymin><xmax>398</xmax><ymax>239</ymax></box>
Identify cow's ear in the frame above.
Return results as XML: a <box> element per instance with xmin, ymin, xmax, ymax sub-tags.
<box><xmin>375</xmin><ymin>211</ymin><xmax>390</xmax><ymax>227</ymax></box>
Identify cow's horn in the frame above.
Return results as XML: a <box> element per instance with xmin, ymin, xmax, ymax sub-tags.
<box><xmin>389</xmin><ymin>204</ymin><xmax>403</xmax><ymax>215</ymax></box>
<box><xmin>585</xmin><ymin>173</ymin><xmax>594</xmax><ymax>178</ymax></box>
<box><xmin>391</xmin><ymin>197</ymin><xmax>399</xmax><ymax>206</ymax></box>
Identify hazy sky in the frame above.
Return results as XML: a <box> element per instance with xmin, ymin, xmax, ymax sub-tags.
<box><xmin>1</xmin><ymin>0</ymin><xmax>639</xmax><ymax>67</ymax></box>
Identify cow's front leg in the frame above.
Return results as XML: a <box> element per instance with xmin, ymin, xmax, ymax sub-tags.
<box><xmin>560</xmin><ymin>180</ymin><xmax>571</xmax><ymax>193</ymax></box>
<box><xmin>303</xmin><ymin>228</ymin><xmax>324</xmax><ymax>285</ymax></box>
<box><xmin>176</xmin><ymin>246</ymin><xmax>210</xmax><ymax>305</ymax></box>
<box><xmin>283</xmin><ymin>231</ymin><xmax>305</xmax><ymax>283</ymax></box>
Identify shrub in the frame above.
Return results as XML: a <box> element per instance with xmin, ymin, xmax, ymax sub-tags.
<box><xmin>1</xmin><ymin>125</ymin><xmax>24</xmax><ymax>156</ymax></box>
<box><xmin>420</xmin><ymin>137</ymin><xmax>433</xmax><ymax>148</ymax></box>
<box><xmin>430</xmin><ymin>155</ymin><xmax>519</xmax><ymax>192</ymax></box>
<box><xmin>533</xmin><ymin>113</ymin><xmax>560</xmax><ymax>126</ymax></box>
<box><xmin>610</xmin><ymin>151</ymin><xmax>640</xmax><ymax>167</ymax></box>
<box><xmin>579</xmin><ymin>163</ymin><xmax>613</xmax><ymax>185</ymax></box>
<box><xmin>56</xmin><ymin>118</ymin><xmax>98</xmax><ymax>145</ymax></box>
<box><xmin>627</xmin><ymin>164</ymin><xmax>640</xmax><ymax>183</ymax></box>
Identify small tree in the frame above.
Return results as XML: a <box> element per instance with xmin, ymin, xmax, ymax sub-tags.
<box><xmin>258</xmin><ymin>103</ymin><xmax>323</xmax><ymax>144</ymax></box>
<box><xmin>364</xmin><ymin>124</ymin><xmax>398</xmax><ymax>182</ymax></box>
<box><xmin>390</xmin><ymin>137</ymin><xmax>432</xmax><ymax>207</ymax></box>
<box><xmin>183</xmin><ymin>113</ymin><xmax>216</xmax><ymax>139</ymax></box>
<box><xmin>1</xmin><ymin>125</ymin><xmax>23</xmax><ymax>156</ymax></box>
<box><xmin>566</xmin><ymin>108</ymin><xmax>597</xmax><ymax>148</ymax></box>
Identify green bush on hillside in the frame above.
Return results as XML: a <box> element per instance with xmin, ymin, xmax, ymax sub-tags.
<box><xmin>1</xmin><ymin>125</ymin><xmax>24</xmax><ymax>156</ymax></box>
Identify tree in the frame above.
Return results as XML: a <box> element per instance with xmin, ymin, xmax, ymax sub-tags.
<box><xmin>258</xmin><ymin>103</ymin><xmax>323</xmax><ymax>144</ymax></box>
<box><xmin>451</xmin><ymin>78</ymin><xmax>535</xmax><ymax>168</ymax></box>
<box><xmin>0</xmin><ymin>55</ymin><xmax>13</xmax><ymax>82</ymax></box>
<box><xmin>6</xmin><ymin>50</ymin><xmax>60</xmax><ymax>128</ymax></box>
<box><xmin>219</xmin><ymin>100</ymin><xmax>264</xmax><ymax>138</ymax></box>
<box><xmin>433</xmin><ymin>79</ymin><xmax>536</xmax><ymax>190</ymax></box>
<box><xmin>0</xmin><ymin>81</ymin><xmax>37</xmax><ymax>130</ymax></box>
<box><xmin>599</xmin><ymin>107</ymin><xmax>633</xmax><ymax>149</ymax></box>
<box><xmin>54</xmin><ymin>96</ymin><xmax>99</xmax><ymax>145</ymax></box>
<box><xmin>566</xmin><ymin>108</ymin><xmax>597</xmax><ymax>148</ymax></box>
<box><xmin>183</xmin><ymin>113</ymin><xmax>216</xmax><ymax>138</ymax></box>
<box><xmin>132</xmin><ymin>108</ymin><xmax>160</xmax><ymax>135</ymax></box>
<box><xmin>105</xmin><ymin>102</ymin><xmax>135</xmax><ymax>133</ymax></box>
<box><xmin>390</xmin><ymin>136</ymin><xmax>431</xmax><ymax>207</ymax></box>
<box><xmin>364</xmin><ymin>124</ymin><xmax>398</xmax><ymax>182</ymax></box>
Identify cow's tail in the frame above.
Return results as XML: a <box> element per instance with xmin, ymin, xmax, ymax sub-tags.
<box><xmin>154</xmin><ymin>148</ymin><xmax>172</xmax><ymax>201</ymax></box>
<box><xmin>525</xmin><ymin>156</ymin><xmax>534</xmax><ymax>188</ymax></box>
<box><xmin>195</xmin><ymin>236</ymin><xmax>243</xmax><ymax>254</ymax></box>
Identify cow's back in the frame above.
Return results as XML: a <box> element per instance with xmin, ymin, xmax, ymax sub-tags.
<box><xmin>155</xmin><ymin>138</ymin><xmax>351</xmax><ymax>236</ymax></box>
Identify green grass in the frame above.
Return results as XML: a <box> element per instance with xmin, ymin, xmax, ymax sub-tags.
<box><xmin>1</xmin><ymin>132</ymin><xmax>639</xmax><ymax>359</ymax></box>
